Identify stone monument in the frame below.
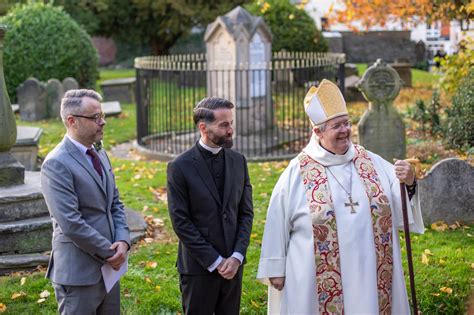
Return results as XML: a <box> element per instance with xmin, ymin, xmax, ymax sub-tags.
<box><xmin>46</xmin><ymin>78</ymin><xmax>64</xmax><ymax>118</ymax></box>
<box><xmin>419</xmin><ymin>158</ymin><xmax>473</xmax><ymax>225</ymax></box>
<box><xmin>62</xmin><ymin>77</ymin><xmax>79</xmax><ymax>92</ymax></box>
<box><xmin>356</xmin><ymin>59</ymin><xmax>406</xmax><ymax>161</ymax></box>
<box><xmin>204</xmin><ymin>6</ymin><xmax>273</xmax><ymax>136</ymax></box>
<box><xmin>0</xmin><ymin>25</ymin><xmax>51</xmax><ymax>273</ymax></box>
<box><xmin>17</xmin><ymin>77</ymin><xmax>47</xmax><ymax>122</ymax></box>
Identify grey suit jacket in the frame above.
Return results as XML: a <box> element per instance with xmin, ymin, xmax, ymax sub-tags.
<box><xmin>41</xmin><ymin>136</ymin><xmax>130</xmax><ymax>286</ymax></box>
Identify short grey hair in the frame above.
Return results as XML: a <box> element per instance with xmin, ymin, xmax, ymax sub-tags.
<box><xmin>60</xmin><ymin>89</ymin><xmax>102</xmax><ymax>124</ymax></box>
<box><xmin>314</xmin><ymin>122</ymin><xmax>327</xmax><ymax>132</ymax></box>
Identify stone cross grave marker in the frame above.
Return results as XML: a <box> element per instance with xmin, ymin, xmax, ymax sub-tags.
<box><xmin>356</xmin><ymin>59</ymin><xmax>406</xmax><ymax>161</ymax></box>
<box><xmin>17</xmin><ymin>78</ymin><xmax>47</xmax><ymax>122</ymax></box>
<box><xmin>46</xmin><ymin>79</ymin><xmax>64</xmax><ymax>118</ymax></box>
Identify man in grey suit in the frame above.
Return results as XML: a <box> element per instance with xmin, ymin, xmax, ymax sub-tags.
<box><xmin>41</xmin><ymin>89</ymin><xmax>130</xmax><ymax>314</ymax></box>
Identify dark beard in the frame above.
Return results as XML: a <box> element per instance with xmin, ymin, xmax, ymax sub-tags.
<box><xmin>208</xmin><ymin>131</ymin><xmax>233</xmax><ymax>148</ymax></box>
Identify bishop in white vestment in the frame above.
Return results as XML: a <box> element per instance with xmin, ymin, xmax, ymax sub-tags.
<box><xmin>257</xmin><ymin>80</ymin><xmax>424</xmax><ymax>314</ymax></box>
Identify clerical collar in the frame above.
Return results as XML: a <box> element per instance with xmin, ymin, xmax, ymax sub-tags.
<box><xmin>199</xmin><ymin>138</ymin><xmax>222</xmax><ymax>155</ymax></box>
<box><xmin>302</xmin><ymin>134</ymin><xmax>355</xmax><ymax>166</ymax></box>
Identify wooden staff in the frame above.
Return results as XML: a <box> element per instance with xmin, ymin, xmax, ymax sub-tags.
<box><xmin>400</xmin><ymin>181</ymin><xmax>418</xmax><ymax>315</ymax></box>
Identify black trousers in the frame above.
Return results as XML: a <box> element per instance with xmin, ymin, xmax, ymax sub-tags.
<box><xmin>179</xmin><ymin>267</ymin><xmax>243</xmax><ymax>315</ymax></box>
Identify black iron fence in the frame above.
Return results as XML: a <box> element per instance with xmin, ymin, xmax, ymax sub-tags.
<box><xmin>135</xmin><ymin>52</ymin><xmax>345</xmax><ymax>160</ymax></box>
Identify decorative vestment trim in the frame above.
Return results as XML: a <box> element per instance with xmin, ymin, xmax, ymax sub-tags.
<box><xmin>298</xmin><ymin>144</ymin><xmax>393</xmax><ymax>315</ymax></box>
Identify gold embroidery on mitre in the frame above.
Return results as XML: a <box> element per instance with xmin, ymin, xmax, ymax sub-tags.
<box><xmin>305</xmin><ymin>79</ymin><xmax>348</xmax><ymax>125</ymax></box>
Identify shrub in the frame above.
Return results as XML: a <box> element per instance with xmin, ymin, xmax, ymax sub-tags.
<box><xmin>444</xmin><ymin>68</ymin><xmax>474</xmax><ymax>151</ymax></box>
<box><xmin>246</xmin><ymin>0</ymin><xmax>327</xmax><ymax>53</ymax></box>
<box><xmin>0</xmin><ymin>3</ymin><xmax>98</xmax><ymax>102</ymax></box>
<box><xmin>439</xmin><ymin>38</ymin><xmax>474</xmax><ymax>93</ymax></box>
<box><xmin>409</xmin><ymin>90</ymin><xmax>441</xmax><ymax>135</ymax></box>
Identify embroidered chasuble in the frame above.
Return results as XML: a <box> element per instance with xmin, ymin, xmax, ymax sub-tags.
<box><xmin>257</xmin><ymin>137</ymin><xmax>424</xmax><ymax>315</ymax></box>
<box><xmin>298</xmin><ymin>145</ymin><xmax>393</xmax><ymax>314</ymax></box>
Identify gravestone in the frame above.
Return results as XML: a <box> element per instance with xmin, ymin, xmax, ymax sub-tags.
<box><xmin>62</xmin><ymin>77</ymin><xmax>79</xmax><ymax>92</ymax></box>
<box><xmin>419</xmin><ymin>158</ymin><xmax>473</xmax><ymax>225</ymax></box>
<box><xmin>391</xmin><ymin>59</ymin><xmax>412</xmax><ymax>87</ymax></box>
<box><xmin>46</xmin><ymin>79</ymin><xmax>64</xmax><ymax>118</ymax></box>
<box><xmin>11</xmin><ymin>104</ymin><xmax>18</xmax><ymax>113</ymax></box>
<box><xmin>356</xmin><ymin>59</ymin><xmax>406</xmax><ymax>161</ymax></box>
<box><xmin>204</xmin><ymin>6</ymin><xmax>273</xmax><ymax>136</ymax></box>
<box><xmin>102</xmin><ymin>101</ymin><xmax>122</xmax><ymax>116</ymax></box>
<box><xmin>100</xmin><ymin>77</ymin><xmax>135</xmax><ymax>103</ymax></box>
<box><xmin>17</xmin><ymin>78</ymin><xmax>47</xmax><ymax>122</ymax></box>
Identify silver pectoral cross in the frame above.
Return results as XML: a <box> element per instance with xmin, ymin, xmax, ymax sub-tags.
<box><xmin>345</xmin><ymin>196</ymin><xmax>359</xmax><ymax>214</ymax></box>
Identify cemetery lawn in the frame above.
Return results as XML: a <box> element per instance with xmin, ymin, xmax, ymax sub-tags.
<box><xmin>1</xmin><ymin>69</ymin><xmax>472</xmax><ymax>314</ymax></box>
<box><xmin>15</xmin><ymin>103</ymin><xmax>136</xmax><ymax>159</ymax></box>
<box><xmin>0</xmin><ymin>158</ymin><xmax>472</xmax><ymax>313</ymax></box>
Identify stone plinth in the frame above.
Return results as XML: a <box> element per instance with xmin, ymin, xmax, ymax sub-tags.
<box><xmin>356</xmin><ymin>59</ymin><xmax>406</xmax><ymax>161</ymax></box>
<box><xmin>0</xmin><ymin>171</ymin><xmax>47</xmax><ymax>222</ymax></box>
<box><xmin>0</xmin><ymin>152</ymin><xmax>24</xmax><ymax>186</ymax></box>
<box><xmin>0</xmin><ymin>171</ymin><xmax>51</xmax><ymax>272</ymax></box>
<box><xmin>419</xmin><ymin>159</ymin><xmax>474</xmax><ymax>225</ymax></box>
<box><xmin>100</xmin><ymin>77</ymin><xmax>136</xmax><ymax>104</ymax></box>
<box><xmin>11</xmin><ymin>126</ymin><xmax>42</xmax><ymax>171</ymax></box>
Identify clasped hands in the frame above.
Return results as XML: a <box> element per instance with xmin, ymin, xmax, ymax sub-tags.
<box><xmin>217</xmin><ymin>257</ymin><xmax>240</xmax><ymax>280</ymax></box>
<box><xmin>106</xmin><ymin>241</ymin><xmax>128</xmax><ymax>271</ymax></box>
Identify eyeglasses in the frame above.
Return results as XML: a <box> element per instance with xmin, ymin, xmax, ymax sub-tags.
<box><xmin>71</xmin><ymin>112</ymin><xmax>106</xmax><ymax>124</ymax></box>
<box><xmin>328</xmin><ymin>120</ymin><xmax>352</xmax><ymax>131</ymax></box>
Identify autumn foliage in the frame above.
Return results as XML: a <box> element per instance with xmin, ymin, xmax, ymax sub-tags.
<box><xmin>330</xmin><ymin>0</ymin><xmax>473</xmax><ymax>30</ymax></box>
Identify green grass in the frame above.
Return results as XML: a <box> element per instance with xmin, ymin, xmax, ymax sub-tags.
<box><xmin>15</xmin><ymin>104</ymin><xmax>136</xmax><ymax>159</ymax></box>
<box><xmin>355</xmin><ymin>63</ymin><xmax>441</xmax><ymax>89</ymax></box>
<box><xmin>98</xmin><ymin>68</ymin><xmax>135</xmax><ymax>83</ymax></box>
<box><xmin>2</xmin><ymin>68</ymin><xmax>471</xmax><ymax>314</ymax></box>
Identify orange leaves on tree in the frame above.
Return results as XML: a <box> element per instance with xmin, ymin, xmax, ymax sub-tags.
<box><xmin>329</xmin><ymin>0</ymin><xmax>471</xmax><ymax>31</ymax></box>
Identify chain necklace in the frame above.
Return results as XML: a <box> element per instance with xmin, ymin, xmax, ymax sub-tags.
<box><xmin>327</xmin><ymin>163</ymin><xmax>359</xmax><ymax>214</ymax></box>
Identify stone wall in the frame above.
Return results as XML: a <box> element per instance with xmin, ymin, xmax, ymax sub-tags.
<box><xmin>326</xmin><ymin>31</ymin><xmax>417</xmax><ymax>65</ymax></box>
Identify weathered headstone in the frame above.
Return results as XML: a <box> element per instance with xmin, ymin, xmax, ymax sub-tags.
<box><xmin>419</xmin><ymin>158</ymin><xmax>474</xmax><ymax>225</ymax></box>
<box><xmin>391</xmin><ymin>59</ymin><xmax>412</xmax><ymax>87</ymax></box>
<box><xmin>46</xmin><ymin>79</ymin><xmax>64</xmax><ymax>118</ymax></box>
<box><xmin>100</xmin><ymin>77</ymin><xmax>135</xmax><ymax>103</ymax></box>
<box><xmin>204</xmin><ymin>6</ymin><xmax>273</xmax><ymax>135</ymax></box>
<box><xmin>102</xmin><ymin>101</ymin><xmax>122</xmax><ymax>116</ymax></box>
<box><xmin>345</xmin><ymin>75</ymin><xmax>364</xmax><ymax>102</ymax></box>
<box><xmin>356</xmin><ymin>59</ymin><xmax>406</xmax><ymax>161</ymax></box>
<box><xmin>17</xmin><ymin>78</ymin><xmax>47</xmax><ymax>122</ymax></box>
<box><xmin>62</xmin><ymin>77</ymin><xmax>79</xmax><ymax>92</ymax></box>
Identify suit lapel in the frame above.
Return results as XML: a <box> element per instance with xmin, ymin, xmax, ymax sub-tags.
<box><xmin>192</xmin><ymin>145</ymin><xmax>222</xmax><ymax>207</ymax></box>
<box><xmin>64</xmin><ymin>137</ymin><xmax>106</xmax><ymax>197</ymax></box>
<box><xmin>223</xmin><ymin>149</ymin><xmax>234</xmax><ymax>209</ymax></box>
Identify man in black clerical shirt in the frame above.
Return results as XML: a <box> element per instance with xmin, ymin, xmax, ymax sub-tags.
<box><xmin>167</xmin><ymin>97</ymin><xmax>253</xmax><ymax>315</ymax></box>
